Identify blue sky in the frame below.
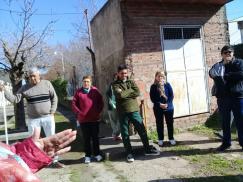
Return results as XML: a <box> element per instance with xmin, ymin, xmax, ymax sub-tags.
<box><xmin>0</xmin><ymin>0</ymin><xmax>242</xmax><ymax>46</ymax></box>
<box><xmin>226</xmin><ymin>0</ymin><xmax>243</xmax><ymax>20</ymax></box>
<box><xmin>0</xmin><ymin>0</ymin><xmax>107</xmax><ymax>45</ymax></box>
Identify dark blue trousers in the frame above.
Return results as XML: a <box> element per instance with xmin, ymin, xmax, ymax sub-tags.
<box><xmin>231</xmin><ymin>98</ymin><xmax>243</xmax><ymax>147</ymax></box>
<box><xmin>153</xmin><ymin>108</ymin><xmax>174</xmax><ymax>141</ymax></box>
<box><xmin>217</xmin><ymin>97</ymin><xmax>243</xmax><ymax>147</ymax></box>
<box><xmin>217</xmin><ymin>98</ymin><xmax>232</xmax><ymax>145</ymax></box>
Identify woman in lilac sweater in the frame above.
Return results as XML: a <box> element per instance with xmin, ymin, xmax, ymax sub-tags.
<box><xmin>72</xmin><ymin>75</ymin><xmax>104</xmax><ymax>164</ymax></box>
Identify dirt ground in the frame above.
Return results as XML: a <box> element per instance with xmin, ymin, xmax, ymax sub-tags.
<box><xmin>36</xmin><ymin>128</ymin><xmax>243</xmax><ymax>182</ymax></box>
<box><xmin>36</xmin><ymin>108</ymin><xmax>243</xmax><ymax>182</ymax></box>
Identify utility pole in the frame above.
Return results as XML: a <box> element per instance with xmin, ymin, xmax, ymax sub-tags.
<box><xmin>84</xmin><ymin>9</ymin><xmax>92</xmax><ymax>49</ymax></box>
<box><xmin>84</xmin><ymin>9</ymin><xmax>96</xmax><ymax>85</ymax></box>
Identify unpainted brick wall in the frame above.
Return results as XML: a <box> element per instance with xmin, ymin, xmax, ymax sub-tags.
<box><xmin>120</xmin><ymin>2</ymin><xmax>229</xmax><ymax>128</ymax></box>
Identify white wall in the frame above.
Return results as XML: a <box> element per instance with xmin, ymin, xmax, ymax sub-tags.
<box><xmin>229</xmin><ymin>17</ymin><xmax>243</xmax><ymax>45</ymax></box>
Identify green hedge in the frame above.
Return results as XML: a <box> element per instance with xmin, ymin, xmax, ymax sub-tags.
<box><xmin>233</xmin><ymin>43</ymin><xmax>243</xmax><ymax>59</ymax></box>
<box><xmin>51</xmin><ymin>78</ymin><xmax>67</xmax><ymax>102</ymax></box>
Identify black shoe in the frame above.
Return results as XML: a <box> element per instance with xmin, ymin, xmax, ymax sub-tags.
<box><xmin>216</xmin><ymin>144</ymin><xmax>231</xmax><ymax>152</ymax></box>
<box><xmin>145</xmin><ymin>145</ymin><xmax>160</xmax><ymax>156</ymax></box>
<box><xmin>49</xmin><ymin>161</ymin><xmax>65</xmax><ymax>168</ymax></box>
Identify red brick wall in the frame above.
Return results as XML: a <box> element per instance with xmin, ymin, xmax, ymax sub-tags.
<box><xmin>120</xmin><ymin>2</ymin><xmax>229</xmax><ymax>128</ymax></box>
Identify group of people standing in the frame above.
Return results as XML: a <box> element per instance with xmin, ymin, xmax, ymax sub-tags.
<box><xmin>0</xmin><ymin>46</ymin><xmax>243</xmax><ymax>178</ymax></box>
<box><xmin>72</xmin><ymin>44</ymin><xmax>243</xmax><ymax>165</ymax></box>
<box><xmin>0</xmin><ymin>63</ymin><xmax>176</xmax><ymax>166</ymax></box>
<box><xmin>1</xmin><ymin>44</ymin><xmax>242</xmax><ymax>180</ymax></box>
<box><xmin>72</xmin><ymin>64</ymin><xmax>176</xmax><ymax>163</ymax></box>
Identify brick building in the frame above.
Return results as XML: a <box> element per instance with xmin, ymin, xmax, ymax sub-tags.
<box><xmin>90</xmin><ymin>0</ymin><xmax>232</xmax><ymax>128</ymax></box>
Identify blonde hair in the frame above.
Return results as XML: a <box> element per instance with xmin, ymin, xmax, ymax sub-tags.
<box><xmin>154</xmin><ymin>71</ymin><xmax>167</xmax><ymax>100</ymax></box>
<box><xmin>154</xmin><ymin>71</ymin><xmax>166</xmax><ymax>84</ymax></box>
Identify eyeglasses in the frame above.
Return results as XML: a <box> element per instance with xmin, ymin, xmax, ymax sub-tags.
<box><xmin>223</xmin><ymin>51</ymin><xmax>232</xmax><ymax>54</ymax></box>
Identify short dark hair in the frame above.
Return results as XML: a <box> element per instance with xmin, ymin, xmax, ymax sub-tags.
<box><xmin>117</xmin><ymin>64</ymin><xmax>128</xmax><ymax>72</ymax></box>
<box><xmin>221</xmin><ymin>45</ymin><xmax>234</xmax><ymax>54</ymax></box>
<box><xmin>82</xmin><ymin>75</ymin><xmax>92</xmax><ymax>81</ymax></box>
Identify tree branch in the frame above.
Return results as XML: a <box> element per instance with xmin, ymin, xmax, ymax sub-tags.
<box><xmin>0</xmin><ymin>62</ymin><xmax>11</xmax><ymax>71</ymax></box>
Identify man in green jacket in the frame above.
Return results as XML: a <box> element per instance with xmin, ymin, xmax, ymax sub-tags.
<box><xmin>112</xmin><ymin>64</ymin><xmax>160</xmax><ymax>162</ymax></box>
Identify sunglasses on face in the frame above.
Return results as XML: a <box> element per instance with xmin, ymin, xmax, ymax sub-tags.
<box><xmin>223</xmin><ymin>51</ymin><xmax>232</xmax><ymax>54</ymax></box>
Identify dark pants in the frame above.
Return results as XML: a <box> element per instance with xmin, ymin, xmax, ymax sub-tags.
<box><xmin>153</xmin><ymin>108</ymin><xmax>174</xmax><ymax>141</ymax></box>
<box><xmin>231</xmin><ymin>98</ymin><xmax>243</xmax><ymax>147</ymax></box>
<box><xmin>119</xmin><ymin>111</ymin><xmax>150</xmax><ymax>154</ymax></box>
<box><xmin>80</xmin><ymin>122</ymin><xmax>100</xmax><ymax>157</ymax></box>
<box><xmin>217</xmin><ymin>98</ymin><xmax>232</xmax><ymax>146</ymax></box>
<box><xmin>217</xmin><ymin>97</ymin><xmax>243</xmax><ymax>147</ymax></box>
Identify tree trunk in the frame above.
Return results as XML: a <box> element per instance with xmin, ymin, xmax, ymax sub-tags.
<box><xmin>86</xmin><ymin>47</ymin><xmax>96</xmax><ymax>85</ymax></box>
<box><xmin>12</xmin><ymin>81</ymin><xmax>27</xmax><ymax>131</ymax></box>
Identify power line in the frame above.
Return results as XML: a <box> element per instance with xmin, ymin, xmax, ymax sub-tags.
<box><xmin>0</xmin><ymin>8</ymin><xmax>84</xmax><ymax>16</ymax></box>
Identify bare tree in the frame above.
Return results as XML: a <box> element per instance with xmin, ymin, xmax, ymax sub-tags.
<box><xmin>0</xmin><ymin>0</ymin><xmax>54</xmax><ymax>130</ymax></box>
<box><xmin>44</xmin><ymin>38</ymin><xmax>92</xmax><ymax>88</ymax></box>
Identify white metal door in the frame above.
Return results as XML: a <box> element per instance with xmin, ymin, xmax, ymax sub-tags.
<box><xmin>162</xmin><ymin>27</ymin><xmax>208</xmax><ymax>117</ymax></box>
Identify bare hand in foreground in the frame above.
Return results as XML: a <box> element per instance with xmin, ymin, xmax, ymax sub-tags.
<box><xmin>33</xmin><ymin>129</ymin><xmax>77</xmax><ymax>157</ymax></box>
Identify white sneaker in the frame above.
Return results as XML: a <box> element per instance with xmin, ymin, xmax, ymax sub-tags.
<box><xmin>95</xmin><ymin>155</ymin><xmax>103</xmax><ymax>162</ymax></box>
<box><xmin>84</xmin><ymin>157</ymin><xmax>91</xmax><ymax>164</ymax></box>
<box><xmin>169</xmin><ymin>139</ymin><xmax>176</xmax><ymax>146</ymax></box>
<box><xmin>158</xmin><ymin>140</ymin><xmax>163</xmax><ymax>147</ymax></box>
<box><xmin>127</xmin><ymin>154</ymin><xmax>134</xmax><ymax>162</ymax></box>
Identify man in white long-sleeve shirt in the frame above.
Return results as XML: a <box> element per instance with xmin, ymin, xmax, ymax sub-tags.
<box><xmin>0</xmin><ymin>67</ymin><xmax>64</xmax><ymax>168</ymax></box>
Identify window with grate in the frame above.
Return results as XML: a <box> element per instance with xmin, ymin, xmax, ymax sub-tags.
<box><xmin>163</xmin><ymin>27</ymin><xmax>201</xmax><ymax>40</ymax></box>
<box><xmin>183</xmin><ymin>28</ymin><xmax>200</xmax><ymax>39</ymax></box>
<box><xmin>163</xmin><ymin>28</ymin><xmax>182</xmax><ymax>40</ymax></box>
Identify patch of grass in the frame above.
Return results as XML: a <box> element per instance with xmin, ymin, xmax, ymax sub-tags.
<box><xmin>189</xmin><ymin>111</ymin><xmax>238</xmax><ymax>139</ymax></box>
<box><xmin>162</xmin><ymin>141</ymin><xmax>243</xmax><ymax>182</ymax></box>
<box><xmin>147</xmin><ymin>128</ymin><xmax>158</xmax><ymax>142</ymax></box>
<box><xmin>188</xmin><ymin>124</ymin><xmax>215</xmax><ymax>137</ymax></box>
<box><xmin>55</xmin><ymin>121</ymin><xmax>72</xmax><ymax>133</ymax></box>
<box><xmin>185</xmin><ymin>154</ymin><xmax>243</xmax><ymax>180</ymax></box>
<box><xmin>70</xmin><ymin>165</ymin><xmax>94</xmax><ymax>182</ymax></box>
<box><xmin>70</xmin><ymin>168</ymin><xmax>82</xmax><ymax>182</ymax></box>
<box><xmin>103</xmin><ymin>161</ymin><xmax>129</xmax><ymax>182</ymax></box>
<box><xmin>54</xmin><ymin>113</ymin><xmax>84</xmax><ymax>152</ymax></box>
<box><xmin>54</xmin><ymin>112</ymin><xmax>68</xmax><ymax>123</ymax></box>
<box><xmin>188</xmin><ymin>124</ymin><xmax>238</xmax><ymax>140</ymax></box>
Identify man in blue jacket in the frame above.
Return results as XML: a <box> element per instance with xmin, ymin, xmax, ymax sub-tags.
<box><xmin>209</xmin><ymin>45</ymin><xmax>243</xmax><ymax>151</ymax></box>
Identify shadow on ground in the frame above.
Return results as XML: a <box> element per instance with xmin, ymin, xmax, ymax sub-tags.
<box><xmin>148</xmin><ymin>174</ymin><xmax>243</xmax><ymax>182</ymax></box>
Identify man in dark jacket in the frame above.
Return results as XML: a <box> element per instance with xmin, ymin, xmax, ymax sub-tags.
<box><xmin>112</xmin><ymin>64</ymin><xmax>159</xmax><ymax>162</ymax></box>
<box><xmin>209</xmin><ymin>45</ymin><xmax>243</xmax><ymax>151</ymax></box>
